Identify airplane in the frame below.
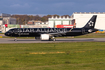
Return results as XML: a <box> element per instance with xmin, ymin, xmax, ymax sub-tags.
<box><xmin>5</xmin><ymin>15</ymin><xmax>98</xmax><ymax>41</ymax></box>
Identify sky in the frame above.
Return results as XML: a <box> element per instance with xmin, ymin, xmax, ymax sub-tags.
<box><xmin>0</xmin><ymin>0</ymin><xmax>105</xmax><ymax>16</ymax></box>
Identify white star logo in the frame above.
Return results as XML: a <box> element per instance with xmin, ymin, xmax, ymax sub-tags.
<box><xmin>88</xmin><ymin>21</ymin><xmax>94</xmax><ymax>26</ymax></box>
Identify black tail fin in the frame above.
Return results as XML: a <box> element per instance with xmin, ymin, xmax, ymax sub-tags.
<box><xmin>83</xmin><ymin>15</ymin><xmax>97</xmax><ymax>28</ymax></box>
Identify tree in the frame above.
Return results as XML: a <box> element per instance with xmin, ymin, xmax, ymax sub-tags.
<box><xmin>11</xmin><ymin>14</ymin><xmax>71</xmax><ymax>24</ymax></box>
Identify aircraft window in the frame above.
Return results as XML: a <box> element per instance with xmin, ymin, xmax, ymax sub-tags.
<box><xmin>8</xmin><ymin>29</ymin><xmax>12</xmax><ymax>32</ymax></box>
<box><xmin>8</xmin><ymin>29</ymin><xmax>14</xmax><ymax>33</ymax></box>
<box><xmin>14</xmin><ymin>29</ymin><xmax>18</xmax><ymax>32</ymax></box>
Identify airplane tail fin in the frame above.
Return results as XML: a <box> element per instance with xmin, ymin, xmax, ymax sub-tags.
<box><xmin>83</xmin><ymin>15</ymin><xmax>97</xmax><ymax>29</ymax></box>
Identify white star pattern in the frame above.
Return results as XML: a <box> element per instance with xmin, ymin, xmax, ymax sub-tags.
<box><xmin>88</xmin><ymin>21</ymin><xmax>94</xmax><ymax>26</ymax></box>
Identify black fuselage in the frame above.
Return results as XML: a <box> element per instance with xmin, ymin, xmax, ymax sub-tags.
<box><xmin>5</xmin><ymin>28</ymin><xmax>98</xmax><ymax>37</ymax></box>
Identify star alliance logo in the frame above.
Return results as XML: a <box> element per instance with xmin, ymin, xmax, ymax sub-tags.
<box><xmin>88</xmin><ymin>21</ymin><xmax>94</xmax><ymax>26</ymax></box>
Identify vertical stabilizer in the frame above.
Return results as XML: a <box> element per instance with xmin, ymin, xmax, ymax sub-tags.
<box><xmin>83</xmin><ymin>15</ymin><xmax>97</xmax><ymax>28</ymax></box>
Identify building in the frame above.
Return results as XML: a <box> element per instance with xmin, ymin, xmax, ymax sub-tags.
<box><xmin>1</xmin><ymin>13</ymin><xmax>16</xmax><ymax>25</ymax></box>
<box><xmin>3</xmin><ymin>17</ymin><xmax>16</xmax><ymax>25</ymax></box>
<box><xmin>71</xmin><ymin>12</ymin><xmax>105</xmax><ymax>30</ymax></box>
<box><xmin>48</xmin><ymin>16</ymin><xmax>73</xmax><ymax>28</ymax></box>
<box><xmin>27</xmin><ymin>20</ymin><xmax>42</xmax><ymax>25</ymax></box>
<box><xmin>37</xmin><ymin>22</ymin><xmax>48</xmax><ymax>28</ymax></box>
<box><xmin>27</xmin><ymin>20</ymin><xmax>48</xmax><ymax>28</ymax></box>
<box><xmin>27</xmin><ymin>20</ymin><xmax>35</xmax><ymax>25</ymax></box>
<box><xmin>0</xmin><ymin>13</ymin><xmax>16</xmax><ymax>33</ymax></box>
<box><xmin>0</xmin><ymin>18</ymin><xmax>3</xmax><ymax>32</ymax></box>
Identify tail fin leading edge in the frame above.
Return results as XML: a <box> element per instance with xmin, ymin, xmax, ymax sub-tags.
<box><xmin>83</xmin><ymin>15</ymin><xmax>97</xmax><ymax>28</ymax></box>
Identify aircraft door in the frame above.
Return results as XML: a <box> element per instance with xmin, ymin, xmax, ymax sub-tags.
<box><xmin>16</xmin><ymin>28</ymin><xmax>21</xmax><ymax>36</ymax></box>
<box><xmin>14</xmin><ymin>29</ymin><xmax>18</xmax><ymax>34</ymax></box>
<box><xmin>82</xmin><ymin>28</ymin><xmax>85</xmax><ymax>34</ymax></box>
<box><xmin>82</xmin><ymin>28</ymin><xmax>88</xmax><ymax>34</ymax></box>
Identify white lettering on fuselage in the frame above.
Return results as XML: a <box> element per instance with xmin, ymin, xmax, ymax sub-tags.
<box><xmin>17</xmin><ymin>28</ymin><xmax>69</xmax><ymax>33</ymax></box>
<box><xmin>19</xmin><ymin>33</ymin><xmax>29</xmax><ymax>35</ymax></box>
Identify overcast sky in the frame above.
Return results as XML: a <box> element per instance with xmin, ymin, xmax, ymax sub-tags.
<box><xmin>0</xmin><ymin>0</ymin><xmax>105</xmax><ymax>15</ymax></box>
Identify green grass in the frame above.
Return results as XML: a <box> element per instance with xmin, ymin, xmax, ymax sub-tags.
<box><xmin>76</xmin><ymin>33</ymin><xmax>105</xmax><ymax>38</ymax></box>
<box><xmin>0</xmin><ymin>42</ymin><xmax>105</xmax><ymax>70</ymax></box>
